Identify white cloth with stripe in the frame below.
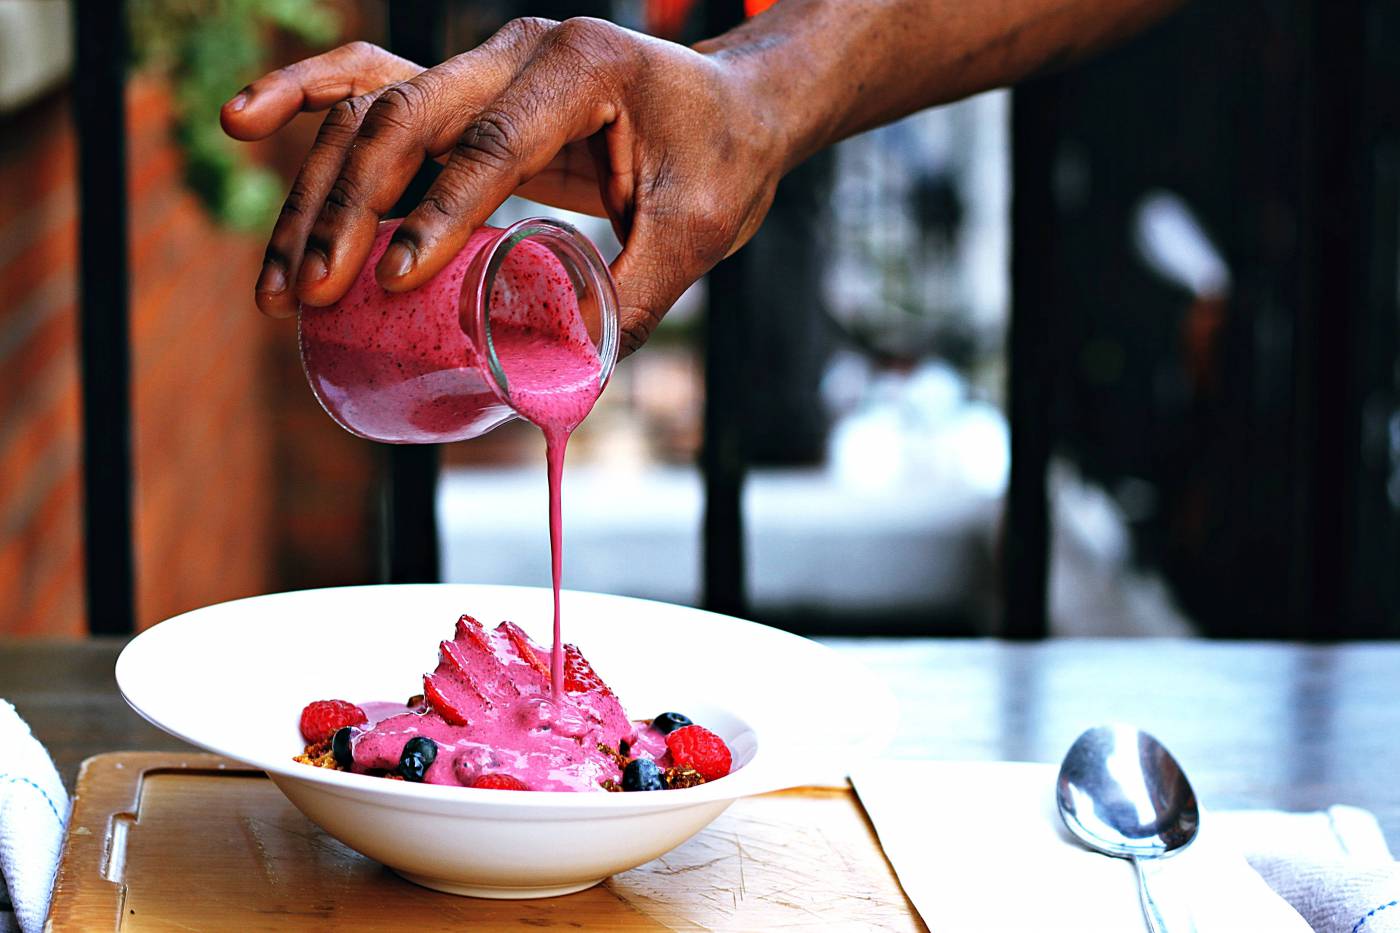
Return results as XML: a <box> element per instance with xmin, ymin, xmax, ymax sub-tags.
<box><xmin>852</xmin><ymin>760</ymin><xmax>1400</xmax><ymax>933</ymax></box>
<box><xmin>0</xmin><ymin>701</ymin><xmax>68</xmax><ymax>933</ymax></box>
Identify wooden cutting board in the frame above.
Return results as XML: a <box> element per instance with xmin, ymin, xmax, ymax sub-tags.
<box><xmin>48</xmin><ymin>753</ymin><xmax>925</xmax><ymax>931</ymax></box>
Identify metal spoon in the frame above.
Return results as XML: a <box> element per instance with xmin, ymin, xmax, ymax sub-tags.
<box><xmin>1056</xmin><ymin>725</ymin><xmax>1201</xmax><ymax>933</ymax></box>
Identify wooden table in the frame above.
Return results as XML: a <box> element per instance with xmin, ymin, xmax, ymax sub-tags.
<box><xmin>7</xmin><ymin>637</ymin><xmax>1400</xmax><ymax>852</ymax></box>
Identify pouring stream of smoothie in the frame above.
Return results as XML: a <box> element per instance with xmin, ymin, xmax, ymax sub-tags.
<box><xmin>480</xmin><ymin>298</ymin><xmax>603</xmax><ymax>702</ymax></box>
<box><xmin>299</xmin><ymin>222</ymin><xmax>606</xmax><ymax>700</ymax></box>
<box><xmin>490</xmin><ymin>323</ymin><xmax>602</xmax><ymax>699</ymax></box>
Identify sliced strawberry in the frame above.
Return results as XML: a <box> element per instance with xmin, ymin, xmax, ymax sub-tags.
<box><xmin>453</xmin><ymin>613</ymin><xmax>493</xmax><ymax>655</ymax></box>
<box><xmin>438</xmin><ymin>639</ymin><xmax>474</xmax><ymax>679</ymax></box>
<box><xmin>444</xmin><ymin>634</ymin><xmax>524</xmax><ymax>703</ymax></box>
<box><xmin>498</xmin><ymin>620</ymin><xmax>551</xmax><ymax>679</ymax></box>
<box><xmin>422</xmin><ymin>674</ymin><xmax>470</xmax><ymax>726</ymax></box>
<box><xmin>563</xmin><ymin>644</ymin><xmax>613</xmax><ymax>697</ymax></box>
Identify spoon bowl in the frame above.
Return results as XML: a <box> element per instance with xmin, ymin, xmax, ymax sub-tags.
<box><xmin>1057</xmin><ymin>725</ymin><xmax>1200</xmax><ymax>931</ymax></box>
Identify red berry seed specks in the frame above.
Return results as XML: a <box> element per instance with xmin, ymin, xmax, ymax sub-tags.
<box><xmin>664</xmin><ymin>725</ymin><xmax>732</xmax><ymax>782</ymax></box>
<box><xmin>472</xmin><ymin>773</ymin><xmax>529</xmax><ymax>791</ymax></box>
<box><xmin>298</xmin><ymin>700</ymin><xmax>368</xmax><ymax>745</ymax></box>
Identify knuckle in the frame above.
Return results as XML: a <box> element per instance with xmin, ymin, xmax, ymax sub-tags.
<box><xmin>344</xmin><ymin>40</ymin><xmax>381</xmax><ymax>60</ymax></box>
<box><xmin>416</xmin><ymin>193</ymin><xmax>459</xmax><ymax>221</ymax></box>
<box><xmin>498</xmin><ymin>16</ymin><xmax>557</xmax><ymax>46</ymax></box>
<box><xmin>322</xmin><ymin>173</ymin><xmax>364</xmax><ymax>217</ymax></box>
<box><xmin>278</xmin><ymin>183</ymin><xmax>312</xmax><ymax>221</ymax></box>
<box><xmin>548</xmin><ymin>17</ymin><xmax>630</xmax><ymax>77</ymax></box>
<box><xmin>323</xmin><ymin>95</ymin><xmax>370</xmax><ymax>132</ymax></box>
<box><xmin>363</xmin><ymin>83</ymin><xmax>423</xmax><ymax>135</ymax></box>
<box><xmin>455</xmin><ymin>108</ymin><xmax>522</xmax><ymax>168</ymax></box>
<box><xmin>550</xmin><ymin>16</ymin><xmax>603</xmax><ymax>45</ymax></box>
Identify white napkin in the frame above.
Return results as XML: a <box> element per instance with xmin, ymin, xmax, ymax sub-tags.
<box><xmin>852</xmin><ymin>761</ymin><xmax>1400</xmax><ymax>933</ymax></box>
<box><xmin>0</xmin><ymin>701</ymin><xmax>68</xmax><ymax>933</ymax></box>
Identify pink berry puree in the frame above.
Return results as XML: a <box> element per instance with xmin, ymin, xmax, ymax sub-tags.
<box><xmin>294</xmin><ymin>220</ymin><xmax>704</xmax><ymax>791</ymax></box>
<box><xmin>344</xmin><ymin>614</ymin><xmax>672</xmax><ymax>791</ymax></box>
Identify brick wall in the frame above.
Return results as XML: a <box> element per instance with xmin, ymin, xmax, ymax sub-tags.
<box><xmin>126</xmin><ymin>76</ymin><xmax>277</xmax><ymax>630</ymax></box>
<box><xmin>0</xmin><ymin>74</ymin><xmax>379</xmax><ymax>637</ymax></box>
<box><xmin>0</xmin><ymin>89</ymin><xmax>83</xmax><ymax>636</ymax></box>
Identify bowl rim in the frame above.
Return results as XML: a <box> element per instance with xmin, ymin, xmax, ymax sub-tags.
<box><xmin>116</xmin><ymin>583</ymin><xmax>897</xmax><ymax>813</ymax></box>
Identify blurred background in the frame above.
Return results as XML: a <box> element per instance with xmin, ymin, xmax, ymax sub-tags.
<box><xmin>1</xmin><ymin>0</ymin><xmax>1396</xmax><ymax>640</ymax></box>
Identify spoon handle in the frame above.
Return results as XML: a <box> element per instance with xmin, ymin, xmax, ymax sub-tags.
<box><xmin>1132</xmin><ymin>856</ymin><xmax>1170</xmax><ymax>933</ymax></box>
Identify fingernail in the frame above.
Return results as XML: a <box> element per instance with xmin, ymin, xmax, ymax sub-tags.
<box><xmin>226</xmin><ymin>90</ymin><xmax>249</xmax><ymax>112</ymax></box>
<box><xmin>298</xmin><ymin>249</ymin><xmax>329</xmax><ymax>287</ymax></box>
<box><xmin>256</xmin><ymin>259</ymin><xmax>286</xmax><ymax>295</ymax></box>
<box><xmin>381</xmin><ymin>240</ymin><xmax>416</xmax><ymax>279</ymax></box>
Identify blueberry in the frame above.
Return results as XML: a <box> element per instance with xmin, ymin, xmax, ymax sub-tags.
<box><xmin>331</xmin><ymin>727</ymin><xmax>354</xmax><ymax>768</ymax></box>
<box><xmin>398</xmin><ymin>736</ymin><xmax>438</xmax><ymax>782</ymax></box>
<box><xmin>399</xmin><ymin>753</ymin><xmax>429</xmax><ymax>782</ymax></box>
<box><xmin>652</xmin><ymin>712</ymin><xmax>692</xmax><ymax>735</ymax></box>
<box><xmin>622</xmin><ymin>758</ymin><xmax>665</xmax><ymax>792</ymax></box>
<box><xmin>404</xmin><ymin>736</ymin><xmax>438</xmax><ymax>765</ymax></box>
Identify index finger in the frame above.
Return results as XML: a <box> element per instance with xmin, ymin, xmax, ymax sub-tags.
<box><xmin>293</xmin><ymin>21</ymin><xmax>553</xmax><ymax>307</ymax></box>
<box><xmin>221</xmin><ymin>41</ymin><xmax>421</xmax><ymax>141</ymax></box>
<box><xmin>379</xmin><ymin>19</ymin><xmax>624</xmax><ymax>292</ymax></box>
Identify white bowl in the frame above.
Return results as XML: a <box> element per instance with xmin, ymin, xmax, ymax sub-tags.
<box><xmin>116</xmin><ymin>584</ymin><xmax>897</xmax><ymax>897</ymax></box>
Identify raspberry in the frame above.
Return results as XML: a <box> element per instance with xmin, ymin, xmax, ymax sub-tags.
<box><xmin>299</xmin><ymin>700</ymin><xmax>367</xmax><ymax>745</ymax></box>
<box><xmin>665</xmin><ymin>725</ymin><xmax>731</xmax><ymax>781</ymax></box>
<box><xmin>472</xmin><ymin>773</ymin><xmax>529</xmax><ymax>791</ymax></box>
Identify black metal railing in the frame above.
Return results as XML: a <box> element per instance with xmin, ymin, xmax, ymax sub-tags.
<box><xmin>381</xmin><ymin>0</ymin><xmax>447</xmax><ymax>586</ymax></box>
<box><xmin>1002</xmin><ymin>75</ymin><xmax>1062</xmax><ymax>640</ymax></box>
<box><xmin>74</xmin><ymin>0</ymin><xmax>136</xmax><ymax>635</ymax></box>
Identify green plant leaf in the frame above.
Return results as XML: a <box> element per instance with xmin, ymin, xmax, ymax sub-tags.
<box><xmin>129</xmin><ymin>0</ymin><xmax>341</xmax><ymax>229</ymax></box>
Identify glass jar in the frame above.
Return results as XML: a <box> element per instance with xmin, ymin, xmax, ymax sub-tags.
<box><xmin>298</xmin><ymin>217</ymin><xmax>619</xmax><ymax>444</ymax></box>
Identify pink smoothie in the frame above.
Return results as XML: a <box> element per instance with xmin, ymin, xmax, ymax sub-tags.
<box><xmin>346</xmin><ymin>615</ymin><xmax>673</xmax><ymax>791</ymax></box>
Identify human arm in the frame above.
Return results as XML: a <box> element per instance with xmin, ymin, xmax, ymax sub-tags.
<box><xmin>221</xmin><ymin>0</ymin><xmax>1185</xmax><ymax>351</ymax></box>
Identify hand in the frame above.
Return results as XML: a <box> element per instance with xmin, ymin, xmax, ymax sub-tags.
<box><xmin>221</xmin><ymin>19</ymin><xmax>787</xmax><ymax>353</ymax></box>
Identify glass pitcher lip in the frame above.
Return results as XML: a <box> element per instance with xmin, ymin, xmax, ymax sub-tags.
<box><xmin>459</xmin><ymin>216</ymin><xmax>621</xmax><ymax>413</ymax></box>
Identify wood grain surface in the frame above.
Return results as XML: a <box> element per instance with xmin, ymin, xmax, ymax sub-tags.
<box><xmin>47</xmin><ymin>753</ymin><xmax>924</xmax><ymax>932</ymax></box>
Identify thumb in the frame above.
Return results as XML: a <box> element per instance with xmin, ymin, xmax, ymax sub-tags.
<box><xmin>608</xmin><ymin>212</ymin><xmax>714</xmax><ymax>357</ymax></box>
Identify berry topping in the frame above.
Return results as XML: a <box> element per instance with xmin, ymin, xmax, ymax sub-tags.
<box><xmin>472</xmin><ymin>774</ymin><xmax>529</xmax><ymax>791</ymax></box>
<box><xmin>331</xmin><ymin>727</ymin><xmax>355</xmax><ymax>769</ymax></box>
<box><xmin>652</xmin><ymin>712</ymin><xmax>693</xmax><ymax>735</ymax></box>
<box><xmin>499</xmin><ymin>620</ymin><xmax>552</xmax><ymax>679</ymax></box>
<box><xmin>562</xmin><ymin>644</ymin><xmax>612</xmax><ymax>697</ymax></box>
<box><xmin>422</xmin><ymin>674</ymin><xmax>471</xmax><ymax>726</ymax></box>
<box><xmin>452</xmin><ymin>613</ymin><xmax>492</xmax><ymax>653</ymax></box>
<box><xmin>622</xmin><ymin>758</ymin><xmax>665</xmax><ymax>792</ymax></box>
<box><xmin>665</xmin><ymin>725</ymin><xmax>732</xmax><ymax>781</ymax></box>
<box><xmin>404</xmin><ymin>736</ymin><xmax>438</xmax><ymax>764</ymax></box>
<box><xmin>398</xmin><ymin>736</ymin><xmax>438</xmax><ymax>782</ymax></box>
<box><xmin>299</xmin><ymin>700</ymin><xmax>367</xmax><ymax>745</ymax></box>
